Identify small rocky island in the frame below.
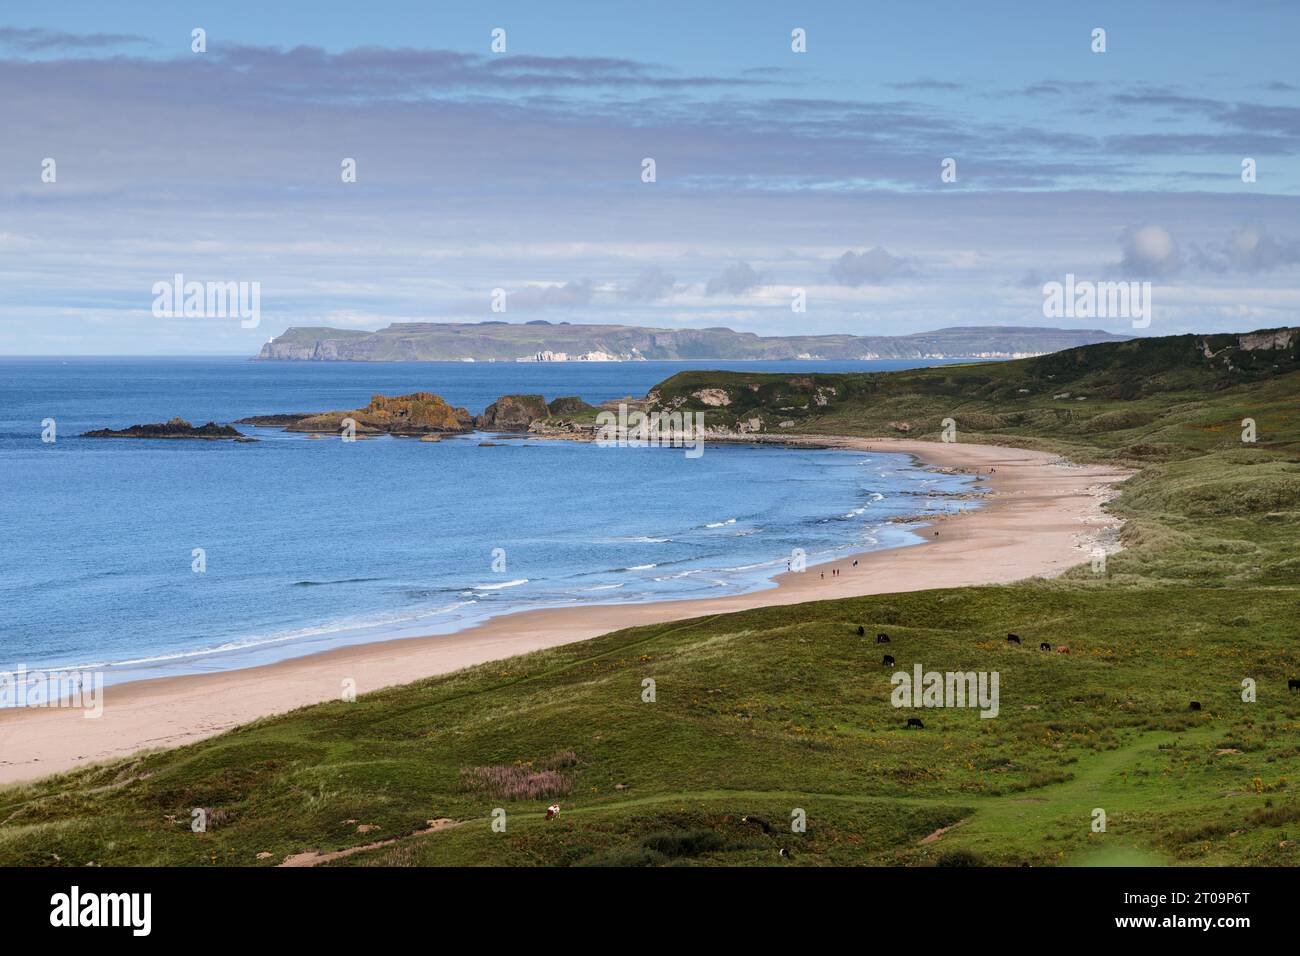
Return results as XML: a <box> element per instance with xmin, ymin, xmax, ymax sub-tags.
<box><xmin>229</xmin><ymin>413</ymin><xmax>310</xmax><ymax>428</ymax></box>
<box><xmin>238</xmin><ymin>392</ymin><xmax>475</xmax><ymax>436</ymax></box>
<box><xmin>81</xmin><ymin>417</ymin><xmax>253</xmax><ymax>441</ymax></box>
<box><xmin>474</xmin><ymin>394</ymin><xmax>597</xmax><ymax>431</ymax></box>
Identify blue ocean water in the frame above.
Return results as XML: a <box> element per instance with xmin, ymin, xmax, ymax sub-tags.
<box><xmin>0</xmin><ymin>357</ymin><xmax>985</xmax><ymax>684</ymax></box>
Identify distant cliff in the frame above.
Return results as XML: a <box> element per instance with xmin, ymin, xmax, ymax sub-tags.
<box><xmin>255</xmin><ymin>322</ymin><xmax>1131</xmax><ymax>363</ymax></box>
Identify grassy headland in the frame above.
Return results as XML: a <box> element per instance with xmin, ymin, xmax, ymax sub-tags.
<box><xmin>1</xmin><ymin>328</ymin><xmax>1297</xmax><ymax>867</ymax></box>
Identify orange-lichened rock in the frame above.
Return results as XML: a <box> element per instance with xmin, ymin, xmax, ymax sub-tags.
<box><xmin>286</xmin><ymin>392</ymin><xmax>474</xmax><ymax>435</ymax></box>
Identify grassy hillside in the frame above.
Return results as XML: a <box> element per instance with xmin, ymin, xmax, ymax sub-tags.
<box><xmin>651</xmin><ymin>327</ymin><xmax>1299</xmax><ymax>466</ymax></box>
<box><xmin>1</xmin><ymin>329</ymin><xmax>1297</xmax><ymax>867</ymax></box>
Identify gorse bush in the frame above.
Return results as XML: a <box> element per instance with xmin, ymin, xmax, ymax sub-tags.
<box><xmin>934</xmin><ymin>848</ymin><xmax>986</xmax><ymax>867</ymax></box>
<box><xmin>641</xmin><ymin>828</ymin><xmax>728</xmax><ymax>858</ymax></box>
<box><xmin>576</xmin><ymin>828</ymin><xmax>755</xmax><ymax>866</ymax></box>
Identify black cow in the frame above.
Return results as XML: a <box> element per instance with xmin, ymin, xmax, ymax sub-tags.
<box><xmin>1289</xmin><ymin>678</ymin><xmax>1300</xmax><ymax>691</ymax></box>
<box><xmin>876</xmin><ymin>633</ymin><xmax>890</xmax><ymax>643</ymax></box>
<box><xmin>741</xmin><ymin>815</ymin><xmax>772</xmax><ymax>833</ymax></box>
<box><xmin>856</xmin><ymin>625</ymin><xmax>865</xmax><ymax>636</ymax></box>
<box><xmin>1039</xmin><ymin>642</ymin><xmax>1051</xmax><ymax>651</ymax></box>
<box><xmin>906</xmin><ymin>717</ymin><xmax>924</xmax><ymax>729</ymax></box>
<box><xmin>1189</xmin><ymin>701</ymin><xmax>1202</xmax><ymax>711</ymax></box>
<box><xmin>1007</xmin><ymin>634</ymin><xmax>1021</xmax><ymax>645</ymax></box>
<box><xmin>882</xmin><ymin>654</ymin><xmax>896</xmax><ymax>666</ymax></box>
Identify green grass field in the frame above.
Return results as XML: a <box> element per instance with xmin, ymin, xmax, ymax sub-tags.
<box><xmin>1</xmin><ymin>330</ymin><xmax>1297</xmax><ymax>867</ymax></box>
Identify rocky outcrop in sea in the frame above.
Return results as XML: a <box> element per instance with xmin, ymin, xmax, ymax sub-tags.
<box><xmin>283</xmin><ymin>392</ymin><xmax>474</xmax><ymax>436</ymax></box>
<box><xmin>474</xmin><ymin>394</ymin><xmax>550</xmax><ymax>431</ymax></box>
<box><xmin>81</xmin><ymin>418</ymin><xmax>251</xmax><ymax>440</ymax></box>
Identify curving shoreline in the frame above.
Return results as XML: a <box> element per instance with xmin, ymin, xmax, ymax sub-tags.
<box><xmin>0</xmin><ymin>438</ymin><xmax>1131</xmax><ymax>787</ymax></box>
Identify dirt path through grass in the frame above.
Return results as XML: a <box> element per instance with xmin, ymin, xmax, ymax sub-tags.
<box><xmin>369</xmin><ymin>724</ymin><xmax>1219</xmax><ymax>865</ymax></box>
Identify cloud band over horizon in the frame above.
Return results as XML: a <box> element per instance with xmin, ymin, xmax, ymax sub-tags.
<box><xmin>1</xmin><ymin>2</ymin><xmax>1298</xmax><ymax>354</ymax></box>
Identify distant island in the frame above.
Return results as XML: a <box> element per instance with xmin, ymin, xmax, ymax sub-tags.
<box><xmin>255</xmin><ymin>322</ymin><xmax>1131</xmax><ymax>363</ymax></box>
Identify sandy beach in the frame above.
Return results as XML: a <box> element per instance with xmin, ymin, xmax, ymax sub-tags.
<box><xmin>0</xmin><ymin>438</ymin><xmax>1131</xmax><ymax>787</ymax></box>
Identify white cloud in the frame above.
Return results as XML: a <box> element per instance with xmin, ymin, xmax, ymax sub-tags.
<box><xmin>1119</xmin><ymin>224</ymin><xmax>1182</xmax><ymax>277</ymax></box>
<box><xmin>704</xmin><ymin>262</ymin><xmax>766</xmax><ymax>296</ymax></box>
<box><xmin>828</xmin><ymin>247</ymin><xmax>913</xmax><ymax>286</ymax></box>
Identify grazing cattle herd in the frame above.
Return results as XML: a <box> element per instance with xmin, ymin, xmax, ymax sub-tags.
<box><xmin>853</xmin><ymin>622</ymin><xmax>1297</xmax><ymax>729</ymax></box>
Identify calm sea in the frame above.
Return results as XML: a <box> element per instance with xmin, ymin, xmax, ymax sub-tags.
<box><xmin>0</xmin><ymin>357</ymin><xmax>985</xmax><ymax>684</ymax></box>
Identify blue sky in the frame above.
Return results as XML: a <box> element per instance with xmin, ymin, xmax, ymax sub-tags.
<box><xmin>1</xmin><ymin>0</ymin><xmax>1297</xmax><ymax>353</ymax></box>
